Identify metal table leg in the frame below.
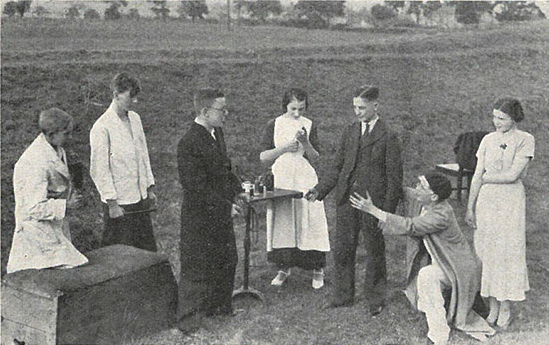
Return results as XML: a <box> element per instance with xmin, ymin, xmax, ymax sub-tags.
<box><xmin>232</xmin><ymin>203</ymin><xmax>265</xmax><ymax>303</ymax></box>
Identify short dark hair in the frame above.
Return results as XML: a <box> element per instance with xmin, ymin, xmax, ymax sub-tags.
<box><xmin>110</xmin><ymin>72</ymin><xmax>141</xmax><ymax>98</ymax></box>
<box><xmin>494</xmin><ymin>97</ymin><xmax>524</xmax><ymax>123</ymax></box>
<box><xmin>424</xmin><ymin>171</ymin><xmax>453</xmax><ymax>201</ymax></box>
<box><xmin>39</xmin><ymin>108</ymin><xmax>73</xmax><ymax>135</ymax></box>
<box><xmin>354</xmin><ymin>85</ymin><xmax>379</xmax><ymax>101</ymax></box>
<box><xmin>282</xmin><ymin>88</ymin><xmax>308</xmax><ymax>111</ymax></box>
<box><xmin>194</xmin><ymin>88</ymin><xmax>225</xmax><ymax>114</ymax></box>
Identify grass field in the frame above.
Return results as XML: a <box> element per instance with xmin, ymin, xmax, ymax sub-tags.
<box><xmin>1</xmin><ymin>18</ymin><xmax>549</xmax><ymax>345</ymax></box>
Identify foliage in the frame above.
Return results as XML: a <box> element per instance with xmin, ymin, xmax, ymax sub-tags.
<box><xmin>32</xmin><ymin>5</ymin><xmax>49</xmax><ymax>17</ymax></box>
<box><xmin>240</xmin><ymin>0</ymin><xmax>282</xmax><ymax>22</ymax></box>
<box><xmin>4</xmin><ymin>0</ymin><xmax>32</xmax><ymax>18</ymax></box>
<box><xmin>104</xmin><ymin>1</ymin><xmax>127</xmax><ymax>21</ymax></box>
<box><xmin>3</xmin><ymin>1</ymin><xmax>18</xmax><ymax>17</ymax></box>
<box><xmin>84</xmin><ymin>8</ymin><xmax>101</xmax><ymax>20</ymax></box>
<box><xmin>149</xmin><ymin>0</ymin><xmax>170</xmax><ymax>20</ymax></box>
<box><xmin>177</xmin><ymin>0</ymin><xmax>208</xmax><ymax>22</ymax></box>
<box><xmin>422</xmin><ymin>1</ymin><xmax>442</xmax><ymax>20</ymax></box>
<box><xmin>65</xmin><ymin>5</ymin><xmax>81</xmax><ymax>19</ymax></box>
<box><xmin>294</xmin><ymin>0</ymin><xmax>346</xmax><ymax>28</ymax></box>
<box><xmin>371</xmin><ymin>4</ymin><xmax>397</xmax><ymax>22</ymax></box>
<box><xmin>127</xmin><ymin>8</ymin><xmax>140</xmax><ymax>20</ymax></box>
<box><xmin>493</xmin><ymin>1</ymin><xmax>546</xmax><ymax>22</ymax></box>
<box><xmin>15</xmin><ymin>0</ymin><xmax>31</xmax><ymax>17</ymax></box>
<box><xmin>449</xmin><ymin>1</ymin><xmax>493</xmax><ymax>25</ymax></box>
<box><xmin>384</xmin><ymin>0</ymin><xmax>405</xmax><ymax>13</ymax></box>
<box><xmin>406</xmin><ymin>0</ymin><xmax>443</xmax><ymax>25</ymax></box>
<box><xmin>406</xmin><ymin>1</ymin><xmax>422</xmax><ymax>24</ymax></box>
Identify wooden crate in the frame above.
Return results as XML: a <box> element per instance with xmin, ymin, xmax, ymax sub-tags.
<box><xmin>1</xmin><ymin>245</ymin><xmax>177</xmax><ymax>345</ymax></box>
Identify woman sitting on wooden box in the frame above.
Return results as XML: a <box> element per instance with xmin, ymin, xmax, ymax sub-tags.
<box><xmin>7</xmin><ymin>108</ymin><xmax>88</xmax><ymax>273</ymax></box>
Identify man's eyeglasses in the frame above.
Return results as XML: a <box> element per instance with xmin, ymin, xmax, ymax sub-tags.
<box><xmin>207</xmin><ymin>107</ymin><xmax>229</xmax><ymax>115</ymax></box>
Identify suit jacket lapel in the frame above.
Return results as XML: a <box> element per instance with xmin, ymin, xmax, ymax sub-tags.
<box><xmin>214</xmin><ymin>127</ymin><xmax>227</xmax><ymax>153</ymax></box>
<box><xmin>361</xmin><ymin>119</ymin><xmax>385</xmax><ymax>149</ymax></box>
<box><xmin>344</xmin><ymin>123</ymin><xmax>361</xmax><ymax>169</ymax></box>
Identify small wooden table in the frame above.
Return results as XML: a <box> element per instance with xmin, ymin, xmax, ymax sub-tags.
<box><xmin>232</xmin><ymin>188</ymin><xmax>303</xmax><ymax>303</ymax></box>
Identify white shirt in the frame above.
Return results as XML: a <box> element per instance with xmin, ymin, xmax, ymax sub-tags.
<box><xmin>90</xmin><ymin>102</ymin><xmax>155</xmax><ymax>205</ymax></box>
<box><xmin>361</xmin><ymin>116</ymin><xmax>379</xmax><ymax>135</ymax></box>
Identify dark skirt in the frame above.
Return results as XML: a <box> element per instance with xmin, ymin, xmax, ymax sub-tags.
<box><xmin>101</xmin><ymin>199</ymin><xmax>157</xmax><ymax>252</ymax></box>
<box><xmin>267</xmin><ymin>248</ymin><xmax>326</xmax><ymax>271</ymax></box>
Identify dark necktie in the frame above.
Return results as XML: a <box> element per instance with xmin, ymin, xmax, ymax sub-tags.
<box><xmin>362</xmin><ymin>122</ymin><xmax>370</xmax><ymax>137</ymax></box>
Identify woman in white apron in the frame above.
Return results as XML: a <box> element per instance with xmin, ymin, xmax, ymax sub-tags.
<box><xmin>259</xmin><ymin>88</ymin><xmax>329</xmax><ymax>289</ymax></box>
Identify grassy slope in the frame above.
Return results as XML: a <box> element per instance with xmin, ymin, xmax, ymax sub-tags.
<box><xmin>1</xmin><ymin>19</ymin><xmax>549</xmax><ymax>345</ymax></box>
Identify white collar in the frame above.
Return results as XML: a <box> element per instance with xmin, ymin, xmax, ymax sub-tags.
<box><xmin>362</xmin><ymin>116</ymin><xmax>379</xmax><ymax>133</ymax></box>
<box><xmin>194</xmin><ymin>118</ymin><xmax>216</xmax><ymax>139</ymax></box>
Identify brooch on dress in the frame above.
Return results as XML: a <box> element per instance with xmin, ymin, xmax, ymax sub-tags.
<box><xmin>500</xmin><ymin>143</ymin><xmax>507</xmax><ymax>150</ymax></box>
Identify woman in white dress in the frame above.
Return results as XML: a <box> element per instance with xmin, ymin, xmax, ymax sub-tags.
<box><xmin>7</xmin><ymin>108</ymin><xmax>88</xmax><ymax>273</ymax></box>
<box><xmin>259</xmin><ymin>88</ymin><xmax>329</xmax><ymax>289</ymax></box>
<box><xmin>466</xmin><ymin>97</ymin><xmax>535</xmax><ymax>330</ymax></box>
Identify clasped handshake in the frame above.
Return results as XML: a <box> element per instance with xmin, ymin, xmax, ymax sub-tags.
<box><xmin>304</xmin><ymin>188</ymin><xmax>375</xmax><ymax>214</ymax></box>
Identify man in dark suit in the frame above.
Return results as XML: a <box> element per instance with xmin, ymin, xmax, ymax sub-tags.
<box><xmin>177</xmin><ymin>88</ymin><xmax>244</xmax><ymax>334</ymax></box>
<box><xmin>306</xmin><ymin>85</ymin><xmax>403</xmax><ymax>315</ymax></box>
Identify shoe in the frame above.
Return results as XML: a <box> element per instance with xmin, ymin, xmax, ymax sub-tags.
<box><xmin>177</xmin><ymin>313</ymin><xmax>201</xmax><ymax>335</ymax></box>
<box><xmin>486</xmin><ymin>315</ymin><xmax>497</xmax><ymax>326</ymax></box>
<box><xmin>468</xmin><ymin>332</ymin><xmax>489</xmax><ymax>342</ymax></box>
<box><xmin>425</xmin><ymin>337</ymin><xmax>448</xmax><ymax>345</ymax></box>
<box><xmin>323</xmin><ymin>300</ymin><xmax>354</xmax><ymax>309</ymax></box>
<box><xmin>312</xmin><ymin>269</ymin><xmax>324</xmax><ymax>289</ymax></box>
<box><xmin>369</xmin><ymin>304</ymin><xmax>383</xmax><ymax>316</ymax></box>
<box><xmin>208</xmin><ymin>307</ymin><xmax>245</xmax><ymax>317</ymax></box>
<box><xmin>271</xmin><ymin>269</ymin><xmax>290</xmax><ymax>286</ymax></box>
<box><xmin>496</xmin><ymin>315</ymin><xmax>513</xmax><ymax>330</ymax></box>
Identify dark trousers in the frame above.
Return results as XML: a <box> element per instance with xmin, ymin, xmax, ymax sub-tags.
<box><xmin>333</xmin><ymin>201</ymin><xmax>387</xmax><ymax>307</ymax></box>
<box><xmin>101</xmin><ymin>199</ymin><xmax>157</xmax><ymax>252</ymax></box>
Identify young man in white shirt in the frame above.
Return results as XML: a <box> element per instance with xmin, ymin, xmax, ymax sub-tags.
<box><xmin>90</xmin><ymin>72</ymin><xmax>157</xmax><ymax>252</ymax></box>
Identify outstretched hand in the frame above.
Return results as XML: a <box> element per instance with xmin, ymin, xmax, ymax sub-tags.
<box><xmin>349</xmin><ymin>191</ymin><xmax>375</xmax><ymax>214</ymax></box>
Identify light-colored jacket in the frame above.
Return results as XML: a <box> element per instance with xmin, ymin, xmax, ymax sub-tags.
<box><xmin>384</xmin><ymin>188</ymin><xmax>494</xmax><ymax>336</ymax></box>
<box><xmin>89</xmin><ymin>102</ymin><xmax>155</xmax><ymax>205</ymax></box>
<box><xmin>7</xmin><ymin>134</ymin><xmax>88</xmax><ymax>273</ymax></box>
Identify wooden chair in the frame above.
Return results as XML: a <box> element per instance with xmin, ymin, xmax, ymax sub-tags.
<box><xmin>436</xmin><ymin>131</ymin><xmax>488</xmax><ymax>202</ymax></box>
<box><xmin>435</xmin><ymin>163</ymin><xmax>474</xmax><ymax>202</ymax></box>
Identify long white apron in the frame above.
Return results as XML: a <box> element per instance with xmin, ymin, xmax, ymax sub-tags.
<box><xmin>266</xmin><ymin>116</ymin><xmax>329</xmax><ymax>252</ymax></box>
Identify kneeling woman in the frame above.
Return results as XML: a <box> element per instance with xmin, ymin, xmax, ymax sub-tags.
<box><xmin>259</xmin><ymin>88</ymin><xmax>329</xmax><ymax>289</ymax></box>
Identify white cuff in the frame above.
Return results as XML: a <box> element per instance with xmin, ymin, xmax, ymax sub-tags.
<box><xmin>53</xmin><ymin>199</ymin><xmax>67</xmax><ymax>219</ymax></box>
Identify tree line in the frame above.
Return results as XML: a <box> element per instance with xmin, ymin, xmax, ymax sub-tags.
<box><xmin>3</xmin><ymin>0</ymin><xmax>546</xmax><ymax>28</ymax></box>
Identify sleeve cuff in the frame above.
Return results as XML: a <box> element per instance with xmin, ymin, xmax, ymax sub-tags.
<box><xmin>53</xmin><ymin>199</ymin><xmax>67</xmax><ymax>219</ymax></box>
<box><xmin>377</xmin><ymin>210</ymin><xmax>388</xmax><ymax>223</ymax></box>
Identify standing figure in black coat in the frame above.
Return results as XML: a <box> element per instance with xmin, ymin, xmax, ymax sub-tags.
<box><xmin>177</xmin><ymin>88</ymin><xmax>243</xmax><ymax>334</ymax></box>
